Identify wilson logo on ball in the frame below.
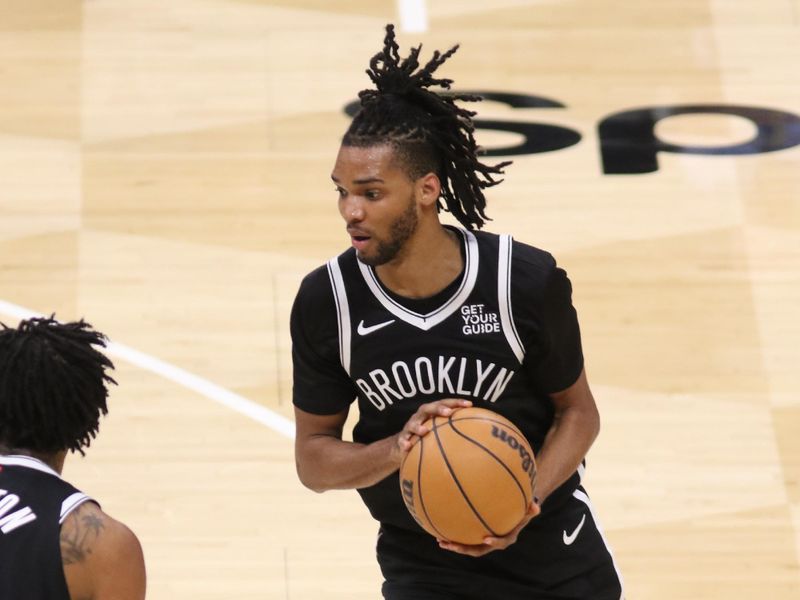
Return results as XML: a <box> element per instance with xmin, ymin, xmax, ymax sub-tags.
<box><xmin>490</xmin><ymin>425</ymin><xmax>536</xmax><ymax>480</ymax></box>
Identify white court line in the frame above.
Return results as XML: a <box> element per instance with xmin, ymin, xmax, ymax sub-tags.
<box><xmin>0</xmin><ymin>299</ymin><xmax>295</xmax><ymax>440</ymax></box>
<box><xmin>397</xmin><ymin>0</ymin><xmax>428</xmax><ymax>33</ymax></box>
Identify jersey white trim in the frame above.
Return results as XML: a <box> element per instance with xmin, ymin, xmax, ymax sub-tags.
<box><xmin>573</xmin><ymin>489</ymin><xmax>626</xmax><ymax>600</ymax></box>
<box><xmin>0</xmin><ymin>455</ymin><xmax>61</xmax><ymax>478</ymax></box>
<box><xmin>59</xmin><ymin>493</ymin><xmax>92</xmax><ymax>524</ymax></box>
<box><xmin>356</xmin><ymin>229</ymin><xmax>480</xmax><ymax>331</ymax></box>
<box><xmin>327</xmin><ymin>257</ymin><xmax>352</xmax><ymax>375</ymax></box>
<box><xmin>497</xmin><ymin>234</ymin><xmax>525</xmax><ymax>364</ymax></box>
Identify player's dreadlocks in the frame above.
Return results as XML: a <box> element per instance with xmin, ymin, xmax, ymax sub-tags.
<box><xmin>343</xmin><ymin>24</ymin><xmax>511</xmax><ymax>230</ymax></box>
<box><xmin>0</xmin><ymin>316</ymin><xmax>115</xmax><ymax>456</ymax></box>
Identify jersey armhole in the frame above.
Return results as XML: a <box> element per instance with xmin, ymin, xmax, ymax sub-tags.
<box><xmin>498</xmin><ymin>234</ymin><xmax>525</xmax><ymax>364</ymax></box>
<box><xmin>326</xmin><ymin>256</ymin><xmax>351</xmax><ymax>375</ymax></box>
<box><xmin>59</xmin><ymin>493</ymin><xmax>96</xmax><ymax>524</ymax></box>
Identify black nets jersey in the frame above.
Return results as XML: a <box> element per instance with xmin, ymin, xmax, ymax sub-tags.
<box><xmin>291</xmin><ymin>227</ymin><xmax>585</xmax><ymax>531</ymax></box>
<box><xmin>0</xmin><ymin>455</ymin><xmax>96</xmax><ymax>600</ymax></box>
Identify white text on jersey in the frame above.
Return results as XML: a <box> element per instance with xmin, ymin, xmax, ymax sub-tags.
<box><xmin>460</xmin><ymin>304</ymin><xmax>501</xmax><ymax>335</ymax></box>
<box><xmin>355</xmin><ymin>355</ymin><xmax>516</xmax><ymax>410</ymax></box>
<box><xmin>0</xmin><ymin>489</ymin><xmax>37</xmax><ymax>534</ymax></box>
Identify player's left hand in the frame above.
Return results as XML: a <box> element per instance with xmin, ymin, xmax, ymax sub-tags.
<box><xmin>437</xmin><ymin>501</ymin><xmax>541</xmax><ymax>557</ymax></box>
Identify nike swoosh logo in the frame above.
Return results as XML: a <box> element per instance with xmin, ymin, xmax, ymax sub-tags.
<box><xmin>357</xmin><ymin>319</ymin><xmax>396</xmax><ymax>336</ymax></box>
<box><xmin>562</xmin><ymin>513</ymin><xmax>586</xmax><ymax>546</ymax></box>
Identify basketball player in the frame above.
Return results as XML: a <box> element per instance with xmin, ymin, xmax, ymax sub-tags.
<box><xmin>291</xmin><ymin>25</ymin><xmax>624</xmax><ymax>599</ymax></box>
<box><xmin>0</xmin><ymin>316</ymin><xmax>146</xmax><ymax>600</ymax></box>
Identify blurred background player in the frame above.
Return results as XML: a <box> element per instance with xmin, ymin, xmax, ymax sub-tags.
<box><xmin>0</xmin><ymin>316</ymin><xmax>146</xmax><ymax>600</ymax></box>
<box><xmin>291</xmin><ymin>25</ymin><xmax>623</xmax><ymax>599</ymax></box>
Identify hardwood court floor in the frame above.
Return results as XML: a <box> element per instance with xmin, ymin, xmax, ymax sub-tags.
<box><xmin>1</xmin><ymin>1</ymin><xmax>799</xmax><ymax>598</ymax></box>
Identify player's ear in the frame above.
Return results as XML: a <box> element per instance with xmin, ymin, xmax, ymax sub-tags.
<box><xmin>417</xmin><ymin>172</ymin><xmax>441</xmax><ymax>208</ymax></box>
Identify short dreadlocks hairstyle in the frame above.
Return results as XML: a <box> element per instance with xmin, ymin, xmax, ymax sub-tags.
<box><xmin>343</xmin><ymin>24</ymin><xmax>510</xmax><ymax>230</ymax></box>
<box><xmin>0</xmin><ymin>316</ymin><xmax>115</xmax><ymax>456</ymax></box>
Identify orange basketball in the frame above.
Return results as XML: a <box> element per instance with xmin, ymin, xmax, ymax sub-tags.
<box><xmin>399</xmin><ymin>406</ymin><xmax>536</xmax><ymax>545</ymax></box>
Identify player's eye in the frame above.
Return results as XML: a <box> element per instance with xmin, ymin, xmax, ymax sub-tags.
<box><xmin>365</xmin><ymin>189</ymin><xmax>381</xmax><ymax>200</ymax></box>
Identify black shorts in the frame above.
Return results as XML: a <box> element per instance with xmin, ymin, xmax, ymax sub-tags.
<box><xmin>377</xmin><ymin>486</ymin><xmax>624</xmax><ymax>600</ymax></box>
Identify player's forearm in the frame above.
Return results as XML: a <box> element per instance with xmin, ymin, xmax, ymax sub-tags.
<box><xmin>534</xmin><ymin>403</ymin><xmax>599</xmax><ymax>504</ymax></box>
<box><xmin>295</xmin><ymin>434</ymin><xmax>401</xmax><ymax>493</ymax></box>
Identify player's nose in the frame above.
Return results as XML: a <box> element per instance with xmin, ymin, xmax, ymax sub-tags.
<box><xmin>342</xmin><ymin>197</ymin><xmax>366</xmax><ymax>223</ymax></box>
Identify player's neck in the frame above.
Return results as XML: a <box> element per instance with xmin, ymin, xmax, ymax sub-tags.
<box><xmin>0</xmin><ymin>446</ymin><xmax>66</xmax><ymax>474</ymax></box>
<box><xmin>375</xmin><ymin>222</ymin><xmax>462</xmax><ymax>298</ymax></box>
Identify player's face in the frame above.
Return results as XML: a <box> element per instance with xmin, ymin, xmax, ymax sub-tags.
<box><xmin>332</xmin><ymin>144</ymin><xmax>419</xmax><ymax>266</ymax></box>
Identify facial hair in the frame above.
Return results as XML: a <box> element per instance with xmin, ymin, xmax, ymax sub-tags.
<box><xmin>357</xmin><ymin>196</ymin><xmax>418</xmax><ymax>267</ymax></box>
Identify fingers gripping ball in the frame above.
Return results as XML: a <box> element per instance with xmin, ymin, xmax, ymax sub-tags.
<box><xmin>399</xmin><ymin>406</ymin><xmax>537</xmax><ymax>545</ymax></box>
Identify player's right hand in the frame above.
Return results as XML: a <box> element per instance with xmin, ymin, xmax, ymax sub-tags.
<box><xmin>438</xmin><ymin>501</ymin><xmax>540</xmax><ymax>556</ymax></box>
<box><xmin>394</xmin><ymin>399</ymin><xmax>473</xmax><ymax>459</ymax></box>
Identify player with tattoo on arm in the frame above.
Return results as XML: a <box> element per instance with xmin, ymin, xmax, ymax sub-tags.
<box><xmin>0</xmin><ymin>317</ymin><xmax>146</xmax><ymax>600</ymax></box>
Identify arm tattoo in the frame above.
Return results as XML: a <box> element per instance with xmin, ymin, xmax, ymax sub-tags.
<box><xmin>60</xmin><ymin>502</ymin><xmax>105</xmax><ymax>566</ymax></box>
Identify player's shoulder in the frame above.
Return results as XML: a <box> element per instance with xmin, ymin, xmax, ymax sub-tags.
<box><xmin>296</xmin><ymin>248</ymin><xmax>357</xmax><ymax>300</ymax></box>
<box><xmin>510</xmin><ymin>237</ymin><xmax>557</xmax><ymax>272</ymax></box>
<box><xmin>296</xmin><ymin>263</ymin><xmax>331</xmax><ymax>299</ymax></box>
<box><xmin>61</xmin><ymin>500</ymin><xmax>140</xmax><ymax>556</ymax></box>
<box><xmin>61</xmin><ymin>501</ymin><xmax>146</xmax><ymax>600</ymax></box>
<box><xmin>292</xmin><ymin>249</ymin><xmax>357</xmax><ymax>334</ymax></box>
<box><xmin>506</xmin><ymin>236</ymin><xmax>562</xmax><ymax>299</ymax></box>
<box><xmin>472</xmin><ymin>229</ymin><xmax>555</xmax><ymax>264</ymax></box>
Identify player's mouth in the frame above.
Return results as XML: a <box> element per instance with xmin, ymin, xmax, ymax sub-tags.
<box><xmin>351</xmin><ymin>235</ymin><xmax>371</xmax><ymax>251</ymax></box>
<box><xmin>348</xmin><ymin>229</ymin><xmax>372</xmax><ymax>251</ymax></box>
